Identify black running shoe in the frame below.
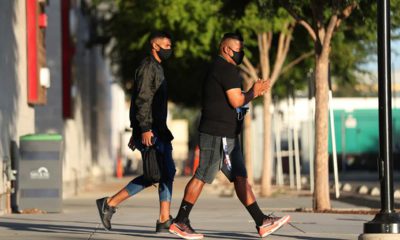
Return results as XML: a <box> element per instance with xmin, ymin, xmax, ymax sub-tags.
<box><xmin>96</xmin><ymin>197</ymin><xmax>116</xmax><ymax>230</ymax></box>
<box><xmin>155</xmin><ymin>215</ymin><xmax>173</xmax><ymax>233</ymax></box>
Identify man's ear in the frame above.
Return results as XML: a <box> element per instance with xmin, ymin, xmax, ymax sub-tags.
<box><xmin>151</xmin><ymin>41</ymin><xmax>159</xmax><ymax>51</ymax></box>
<box><xmin>223</xmin><ymin>46</ymin><xmax>231</xmax><ymax>56</ymax></box>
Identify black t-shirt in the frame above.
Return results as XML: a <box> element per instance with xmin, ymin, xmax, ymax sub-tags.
<box><xmin>198</xmin><ymin>56</ymin><xmax>243</xmax><ymax>138</ymax></box>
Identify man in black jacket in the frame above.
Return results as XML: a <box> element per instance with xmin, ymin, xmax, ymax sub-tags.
<box><xmin>96</xmin><ymin>31</ymin><xmax>176</xmax><ymax>233</ymax></box>
<box><xmin>169</xmin><ymin>33</ymin><xmax>290</xmax><ymax>239</ymax></box>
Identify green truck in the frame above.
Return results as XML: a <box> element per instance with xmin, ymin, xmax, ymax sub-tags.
<box><xmin>328</xmin><ymin>109</ymin><xmax>400</xmax><ymax>170</ymax></box>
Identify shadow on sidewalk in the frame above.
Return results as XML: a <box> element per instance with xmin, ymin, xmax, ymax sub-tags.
<box><xmin>0</xmin><ymin>217</ymin><xmax>100</xmax><ymax>226</ymax></box>
<box><xmin>0</xmin><ymin>219</ymin><xmax>266</xmax><ymax>239</ymax></box>
<box><xmin>273</xmin><ymin>233</ymin><xmax>349</xmax><ymax>240</ymax></box>
<box><xmin>335</xmin><ymin>195</ymin><xmax>400</xmax><ymax>209</ymax></box>
<box><xmin>0</xmin><ymin>220</ymin><xmax>178</xmax><ymax>239</ymax></box>
<box><xmin>193</xmin><ymin>229</ymin><xmax>259</xmax><ymax>239</ymax></box>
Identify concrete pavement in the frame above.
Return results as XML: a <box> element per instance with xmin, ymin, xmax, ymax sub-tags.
<box><xmin>0</xmin><ymin>176</ymin><xmax>392</xmax><ymax>240</ymax></box>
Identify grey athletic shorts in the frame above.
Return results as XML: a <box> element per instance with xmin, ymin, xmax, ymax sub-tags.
<box><xmin>194</xmin><ymin>132</ymin><xmax>247</xmax><ymax>184</ymax></box>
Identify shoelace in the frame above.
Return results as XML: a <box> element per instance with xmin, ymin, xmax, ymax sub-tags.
<box><xmin>268</xmin><ymin>212</ymin><xmax>306</xmax><ymax>234</ymax></box>
<box><xmin>265</xmin><ymin>213</ymin><xmax>280</xmax><ymax>221</ymax></box>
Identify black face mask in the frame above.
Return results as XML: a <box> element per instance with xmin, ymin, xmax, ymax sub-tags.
<box><xmin>157</xmin><ymin>46</ymin><xmax>173</xmax><ymax>61</ymax></box>
<box><xmin>230</xmin><ymin>48</ymin><xmax>244</xmax><ymax>65</ymax></box>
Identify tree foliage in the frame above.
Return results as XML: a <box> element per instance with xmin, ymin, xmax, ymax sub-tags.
<box><xmin>103</xmin><ymin>0</ymin><xmax>224</xmax><ymax>106</ymax></box>
<box><xmin>272</xmin><ymin>0</ymin><xmax>400</xmax><ymax>88</ymax></box>
<box><xmin>97</xmin><ymin>0</ymin><xmax>400</xmax><ymax>105</ymax></box>
<box><xmin>264</xmin><ymin>0</ymin><xmax>400</xmax><ymax>210</ymax></box>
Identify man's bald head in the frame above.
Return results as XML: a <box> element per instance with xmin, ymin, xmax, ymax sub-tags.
<box><xmin>219</xmin><ymin>32</ymin><xmax>243</xmax><ymax>51</ymax></box>
<box><xmin>219</xmin><ymin>32</ymin><xmax>244</xmax><ymax>65</ymax></box>
<box><xmin>220</xmin><ymin>38</ymin><xmax>242</xmax><ymax>52</ymax></box>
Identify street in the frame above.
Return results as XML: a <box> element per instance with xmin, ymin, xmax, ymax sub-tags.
<box><xmin>0</xmin><ymin>176</ymin><xmax>379</xmax><ymax>240</ymax></box>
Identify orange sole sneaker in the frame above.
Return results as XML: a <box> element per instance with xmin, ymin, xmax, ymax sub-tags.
<box><xmin>258</xmin><ymin>215</ymin><xmax>291</xmax><ymax>238</ymax></box>
<box><xmin>169</xmin><ymin>223</ymin><xmax>204</xmax><ymax>240</ymax></box>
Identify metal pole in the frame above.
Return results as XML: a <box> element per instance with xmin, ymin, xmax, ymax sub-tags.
<box><xmin>341</xmin><ymin>113</ymin><xmax>347</xmax><ymax>173</ymax></box>
<box><xmin>328</xmin><ymin>65</ymin><xmax>340</xmax><ymax>199</ymax></box>
<box><xmin>293</xmin><ymin>97</ymin><xmax>301</xmax><ymax>190</ymax></box>
<box><xmin>288</xmin><ymin>96</ymin><xmax>295</xmax><ymax>189</ymax></box>
<box><xmin>377</xmin><ymin>0</ymin><xmax>394</xmax><ymax>215</ymax></box>
<box><xmin>329</xmin><ymin>88</ymin><xmax>340</xmax><ymax>198</ymax></box>
<box><xmin>363</xmin><ymin>0</ymin><xmax>400</xmax><ymax>233</ymax></box>
<box><xmin>294</xmin><ymin>121</ymin><xmax>301</xmax><ymax>191</ymax></box>
<box><xmin>308</xmin><ymin>70</ymin><xmax>315</xmax><ymax>193</ymax></box>
<box><xmin>274</xmin><ymin>110</ymin><xmax>284</xmax><ymax>186</ymax></box>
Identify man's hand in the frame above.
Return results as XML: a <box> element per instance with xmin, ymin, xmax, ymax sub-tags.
<box><xmin>225</xmin><ymin>79</ymin><xmax>271</xmax><ymax>108</ymax></box>
<box><xmin>141</xmin><ymin>131</ymin><xmax>154</xmax><ymax>147</ymax></box>
<box><xmin>252</xmin><ymin>79</ymin><xmax>270</xmax><ymax>97</ymax></box>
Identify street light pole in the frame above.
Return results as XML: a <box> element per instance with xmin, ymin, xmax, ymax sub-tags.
<box><xmin>363</xmin><ymin>0</ymin><xmax>400</xmax><ymax>234</ymax></box>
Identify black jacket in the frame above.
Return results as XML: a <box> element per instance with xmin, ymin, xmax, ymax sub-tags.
<box><xmin>129</xmin><ymin>56</ymin><xmax>173</xmax><ymax>142</ymax></box>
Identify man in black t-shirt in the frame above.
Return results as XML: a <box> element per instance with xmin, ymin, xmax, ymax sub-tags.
<box><xmin>169</xmin><ymin>33</ymin><xmax>290</xmax><ymax>239</ymax></box>
<box><xmin>198</xmin><ymin>53</ymin><xmax>243</xmax><ymax>138</ymax></box>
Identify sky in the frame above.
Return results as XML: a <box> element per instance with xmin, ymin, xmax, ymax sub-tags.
<box><xmin>363</xmin><ymin>40</ymin><xmax>400</xmax><ymax>75</ymax></box>
<box><xmin>354</xmin><ymin>40</ymin><xmax>400</xmax><ymax>96</ymax></box>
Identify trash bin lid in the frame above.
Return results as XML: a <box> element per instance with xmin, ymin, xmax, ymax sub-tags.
<box><xmin>20</xmin><ymin>134</ymin><xmax>62</xmax><ymax>141</ymax></box>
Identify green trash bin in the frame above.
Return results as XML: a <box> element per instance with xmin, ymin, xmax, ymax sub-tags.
<box><xmin>15</xmin><ymin>134</ymin><xmax>63</xmax><ymax>212</ymax></box>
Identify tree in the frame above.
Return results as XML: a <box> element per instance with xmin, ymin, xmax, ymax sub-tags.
<box><xmin>101</xmin><ymin>0</ymin><xmax>224</xmax><ymax>106</ymax></box>
<box><xmin>277</xmin><ymin>0</ymin><xmax>400</xmax><ymax>210</ymax></box>
<box><xmin>96</xmin><ymin>1</ymin><xmax>400</xmax><ymax>204</ymax></box>
<box><xmin>226</xmin><ymin>1</ymin><xmax>313</xmax><ymax>195</ymax></box>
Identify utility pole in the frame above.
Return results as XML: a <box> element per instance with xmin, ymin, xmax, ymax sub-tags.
<box><xmin>363</xmin><ymin>0</ymin><xmax>400</xmax><ymax>234</ymax></box>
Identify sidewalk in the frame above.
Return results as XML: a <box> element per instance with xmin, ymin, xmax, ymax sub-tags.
<box><xmin>0</xmin><ymin>176</ymin><xmax>381</xmax><ymax>240</ymax></box>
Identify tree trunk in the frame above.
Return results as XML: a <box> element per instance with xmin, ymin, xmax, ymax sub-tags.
<box><xmin>260</xmin><ymin>91</ymin><xmax>272</xmax><ymax>196</ymax></box>
<box><xmin>313</xmin><ymin>54</ymin><xmax>331</xmax><ymax>210</ymax></box>
<box><xmin>281</xmin><ymin>0</ymin><xmax>357</xmax><ymax>212</ymax></box>
<box><xmin>241</xmin><ymin>73</ymin><xmax>256</xmax><ymax>186</ymax></box>
<box><xmin>258</xmin><ymin>32</ymin><xmax>273</xmax><ymax>197</ymax></box>
<box><xmin>244</xmin><ymin>103</ymin><xmax>254</xmax><ymax>185</ymax></box>
<box><xmin>242</xmin><ymin>28</ymin><xmax>300</xmax><ymax>196</ymax></box>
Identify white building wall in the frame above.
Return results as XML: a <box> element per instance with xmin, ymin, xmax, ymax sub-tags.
<box><xmin>109</xmin><ymin>83</ymin><xmax>128</xmax><ymax>172</ymax></box>
<box><xmin>61</xmin><ymin>5</ymin><xmax>116</xmax><ymax>196</ymax></box>
<box><xmin>92</xmin><ymin>48</ymin><xmax>114</xmax><ymax>175</ymax></box>
<box><xmin>34</xmin><ymin>2</ymin><xmax>119</xmax><ymax>197</ymax></box>
<box><xmin>169</xmin><ymin>119</ymin><xmax>189</xmax><ymax>173</ymax></box>
<box><xmin>0</xmin><ymin>0</ymin><xmax>35</xmax><ymax>214</ymax></box>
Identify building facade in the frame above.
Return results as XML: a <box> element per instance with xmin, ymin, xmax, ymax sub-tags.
<box><xmin>0</xmin><ymin>0</ymin><xmax>124</xmax><ymax>214</ymax></box>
